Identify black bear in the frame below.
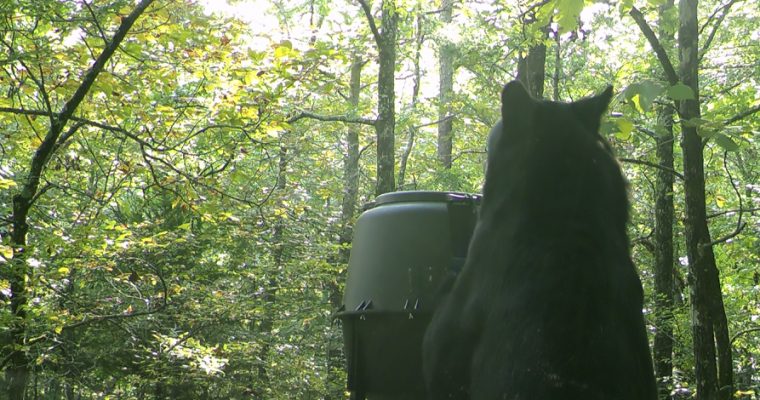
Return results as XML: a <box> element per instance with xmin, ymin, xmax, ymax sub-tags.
<box><xmin>422</xmin><ymin>81</ymin><xmax>657</xmax><ymax>400</ymax></box>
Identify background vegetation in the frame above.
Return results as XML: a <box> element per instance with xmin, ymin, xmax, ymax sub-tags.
<box><xmin>0</xmin><ymin>0</ymin><xmax>757</xmax><ymax>399</ymax></box>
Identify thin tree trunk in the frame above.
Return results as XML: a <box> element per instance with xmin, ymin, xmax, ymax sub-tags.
<box><xmin>653</xmin><ymin>98</ymin><xmax>676</xmax><ymax>400</ymax></box>
<box><xmin>2</xmin><ymin>2</ymin><xmax>154</xmax><ymax>397</ymax></box>
<box><xmin>551</xmin><ymin>27</ymin><xmax>560</xmax><ymax>101</ymax></box>
<box><xmin>653</xmin><ymin>3</ymin><xmax>676</xmax><ymax>399</ymax></box>
<box><xmin>256</xmin><ymin>143</ymin><xmax>289</xmax><ymax>396</ymax></box>
<box><xmin>516</xmin><ymin>26</ymin><xmax>547</xmax><ymax>99</ymax></box>
<box><xmin>397</xmin><ymin>128</ymin><xmax>415</xmax><ymax>190</ymax></box>
<box><xmin>338</xmin><ymin>55</ymin><xmax>364</xmax><ymax>266</ymax></box>
<box><xmin>399</xmin><ymin>12</ymin><xmax>424</xmax><ymax>189</ymax></box>
<box><xmin>678</xmin><ymin>1</ymin><xmax>732</xmax><ymax>399</ymax></box>
<box><xmin>629</xmin><ymin>4</ymin><xmax>734</xmax><ymax>397</ymax></box>
<box><xmin>370</xmin><ymin>0</ymin><xmax>399</xmax><ymax>196</ymax></box>
<box><xmin>437</xmin><ymin>0</ymin><xmax>455</xmax><ymax>169</ymax></box>
<box><xmin>325</xmin><ymin>56</ymin><xmax>364</xmax><ymax>400</ymax></box>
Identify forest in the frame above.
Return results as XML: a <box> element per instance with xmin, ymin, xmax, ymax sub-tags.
<box><xmin>0</xmin><ymin>0</ymin><xmax>758</xmax><ymax>399</ymax></box>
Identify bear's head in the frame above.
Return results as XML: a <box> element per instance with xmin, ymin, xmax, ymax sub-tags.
<box><xmin>483</xmin><ymin>81</ymin><xmax>627</xmax><ymax>233</ymax></box>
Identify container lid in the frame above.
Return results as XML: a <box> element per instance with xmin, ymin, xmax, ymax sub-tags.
<box><xmin>372</xmin><ymin>190</ymin><xmax>481</xmax><ymax>207</ymax></box>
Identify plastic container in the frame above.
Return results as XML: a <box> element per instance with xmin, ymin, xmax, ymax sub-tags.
<box><xmin>337</xmin><ymin>191</ymin><xmax>480</xmax><ymax>399</ymax></box>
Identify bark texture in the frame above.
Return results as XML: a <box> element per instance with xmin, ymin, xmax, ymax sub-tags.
<box><xmin>653</xmin><ymin>2</ymin><xmax>676</xmax><ymax>398</ymax></box>
<box><xmin>678</xmin><ymin>1</ymin><xmax>733</xmax><ymax>399</ymax></box>
<box><xmin>437</xmin><ymin>0</ymin><xmax>455</xmax><ymax>169</ymax></box>
<box><xmin>373</xmin><ymin>1</ymin><xmax>398</xmax><ymax>196</ymax></box>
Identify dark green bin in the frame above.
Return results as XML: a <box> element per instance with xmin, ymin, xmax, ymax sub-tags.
<box><xmin>337</xmin><ymin>191</ymin><xmax>480</xmax><ymax>399</ymax></box>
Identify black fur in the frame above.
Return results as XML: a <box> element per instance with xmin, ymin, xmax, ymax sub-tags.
<box><xmin>422</xmin><ymin>81</ymin><xmax>657</xmax><ymax>400</ymax></box>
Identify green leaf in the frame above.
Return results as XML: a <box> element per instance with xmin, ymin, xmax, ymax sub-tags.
<box><xmin>618</xmin><ymin>0</ymin><xmax>634</xmax><ymax>14</ymax></box>
<box><xmin>630</xmin><ymin>94</ymin><xmax>644</xmax><ymax>113</ymax></box>
<box><xmin>555</xmin><ymin>0</ymin><xmax>585</xmax><ymax>33</ymax></box>
<box><xmin>697</xmin><ymin>126</ymin><xmax>717</xmax><ymax>139</ymax></box>
<box><xmin>715</xmin><ymin>195</ymin><xmax>726</xmax><ymax>208</ymax></box>
<box><xmin>623</xmin><ymin>81</ymin><xmax>664</xmax><ymax>113</ymax></box>
<box><xmin>666</xmin><ymin>83</ymin><xmax>695</xmax><ymax>100</ymax></box>
<box><xmin>600</xmin><ymin>120</ymin><xmax>616</xmax><ymax>136</ymax></box>
<box><xmin>683</xmin><ymin>117</ymin><xmax>710</xmax><ymax>128</ymax></box>
<box><xmin>615</xmin><ymin>118</ymin><xmax>634</xmax><ymax>140</ymax></box>
<box><xmin>713</xmin><ymin>133</ymin><xmax>739</xmax><ymax>151</ymax></box>
<box><xmin>274</xmin><ymin>40</ymin><xmax>294</xmax><ymax>59</ymax></box>
<box><xmin>687</xmin><ymin>118</ymin><xmax>723</xmax><ymax>140</ymax></box>
<box><xmin>637</xmin><ymin>81</ymin><xmax>665</xmax><ymax>111</ymax></box>
<box><xmin>274</xmin><ymin>46</ymin><xmax>290</xmax><ymax>59</ymax></box>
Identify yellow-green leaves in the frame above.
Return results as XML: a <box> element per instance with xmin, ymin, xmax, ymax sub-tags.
<box><xmin>623</xmin><ymin>81</ymin><xmax>665</xmax><ymax>113</ymax></box>
<box><xmin>0</xmin><ymin>245</ymin><xmax>12</xmax><ymax>262</ymax></box>
<box><xmin>0</xmin><ymin>177</ymin><xmax>16</xmax><ymax>189</ymax></box>
<box><xmin>715</xmin><ymin>195</ymin><xmax>727</xmax><ymax>208</ymax></box>
<box><xmin>273</xmin><ymin>40</ymin><xmax>296</xmax><ymax>60</ymax></box>
<box><xmin>532</xmin><ymin>0</ymin><xmax>586</xmax><ymax>34</ymax></box>
<box><xmin>554</xmin><ymin>0</ymin><xmax>585</xmax><ymax>33</ymax></box>
<box><xmin>614</xmin><ymin>118</ymin><xmax>634</xmax><ymax>140</ymax></box>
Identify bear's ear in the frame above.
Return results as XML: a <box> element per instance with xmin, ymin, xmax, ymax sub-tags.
<box><xmin>501</xmin><ymin>80</ymin><xmax>535</xmax><ymax>121</ymax></box>
<box><xmin>572</xmin><ymin>86</ymin><xmax>613</xmax><ymax>132</ymax></box>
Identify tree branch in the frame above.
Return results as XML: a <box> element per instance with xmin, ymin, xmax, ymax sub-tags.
<box><xmin>698</xmin><ymin>0</ymin><xmax>740</xmax><ymax>63</ymax></box>
<box><xmin>59</xmin><ymin>0</ymin><xmax>154</xmax><ymax>127</ymax></box>
<box><xmin>730</xmin><ymin>326</ymin><xmax>760</xmax><ymax>346</ymax></box>
<box><xmin>636</xmin><ymin>126</ymin><xmax>658</xmax><ymax>141</ymax></box>
<box><xmin>83</xmin><ymin>0</ymin><xmax>109</xmax><ymax>44</ymax></box>
<box><xmin>628</xmin><ymin>6</ymin><xmax>678</xmax><ymax>85</ymax></box>
<box><xmin>12</xmin><ymin>0</ymin><xmax>155</xmax><ymax>227</ymax></box>
<box><xmin>54</xmin><ymin>120</ymin><xmax>85</xmax><ymax>152</ymax></box>
<box><xmin>707</xmin><ymin>207</ymin><xmax>760</xmax><ymax>219</ymax></box>
<box><xmin>707</xmin><ymin>222</ymin><xmax>746</xmax><ymax>247</ymax></box>
<box><xmin>414</xmin><ymin>114</ymin><xmax>455</xmax><ymax>129</ymax></box>
<box><xmin>723</xmin><ymin>103</ymin><xmax>760</xmax><ymax>126</ymax></box>
<box><xmin>620</xmin><ymin>158</ymin><xmax>685</xmax><ymax>180</ymax></box>
<box><xmin>61</xmin><ymin>303</ymin><xmax>166</xmax><ymax>332</ymax></box>
<box><xmin>0</xmin><ymin>107</ymin><xmax>50</xmax><ymax>118</ymax></box>
<box><xmin>707</xmin><ymin>150</ymin><xmax>746</xmax><ymax>247</ymax></box>
<box><xmin>0</xmin><ymin>107</ymin><xmax>271</xmax><ymax>152</ymax></box>
<box><xmin>357</xmin><ymin>0</ymin><xmax>382</xmax><ymax>45</ymax></box>
<box><xmin>287</xmin><ymin>110</ymin><xmax>376</xmax><ymax>125</ymax></box>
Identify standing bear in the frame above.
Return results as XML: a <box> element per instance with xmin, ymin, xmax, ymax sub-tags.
<box><xmin>422</xmin><ymin>81</ymin><xmax>658</xmax><ymax>400</ymax></box>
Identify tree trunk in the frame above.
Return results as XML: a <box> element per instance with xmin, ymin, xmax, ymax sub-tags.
<box><xmin>677</xmin><ymin>1</ymin><xmax>732</xmax><ymax>399</ymax></box>
<box><xmin>437</xmin><ymin>0</ymin><xmax>455</xmax><ymax>169</ymax></box>
<box><xmin>256</xmin><ymin>143</ymin><xmax>289</xmax><ymax>396</ymax></box>
<box><xmin>324</xmin><ymin>56</ymin><xmax>365</xmax><ymax>400</ymax></box>
<box><xmin>399</xmin><ymin>12</ymin><xmax>424</xmax><ymax>189</ymax></box>
<box><xmin>2</xmin><ymin>2</ymin><xmax>154</xmax><ymax>398</ymax></box>
<box><xmin>516</xmin><ymin>28</ymin><xmax>547</xmax><ymax>99</ymax></box>
<box><xmin>653</xmin><ymin>3</ymin><xmax>676</xmax><ymax>399</ymax></box>
<box><xmin>653</xmin><ymin>99</ymin><xmax>676</xmax><ymax>400</ymax></box>
<box><xmin>551</xmin><ymin>26</ymin><xmax>561</xmax><ymax>101</ymax></box>
<box><xmin>374</xmin><ymin>0</ymin><xmax>398</xmax><ymax>196</ymax></box>
<box><xmin>397</xmin><ymin>128</ymin><xmax>416</xmax><ymax>190</ymax></box>
<box><xmin>338</xmin><ymin>55</ymin><xmax>364</xmax><ymax>266</ymax></box>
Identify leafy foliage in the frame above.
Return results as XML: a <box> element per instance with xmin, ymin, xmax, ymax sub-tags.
<box><xmin>0</xmin><ymin>0</ymin><xmax>758</xmax><ymax>399</ymax></box>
